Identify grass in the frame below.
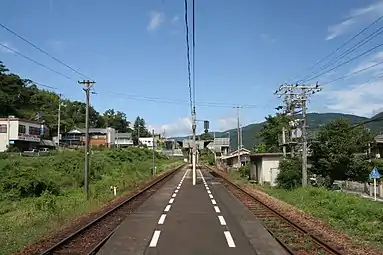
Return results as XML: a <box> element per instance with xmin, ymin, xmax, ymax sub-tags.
<box><xmin>227</xmin><ymin>171</ymin><xmax>383</xmax><ymax>250</ymax></box>
<box><xmin>0</xmin><ymin>149</ymin><xmax>183</xmax><ymax>255</ymax></box>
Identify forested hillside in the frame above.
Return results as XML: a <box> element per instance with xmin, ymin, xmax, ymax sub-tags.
<box><xmin>0</xmin><ymin>61</ymin><xmax>151</xmax><ymax>137</ymax></box>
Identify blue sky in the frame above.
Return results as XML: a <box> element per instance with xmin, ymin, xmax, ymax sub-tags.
<box><xmin>1</xmin><ymin>0</ymin><xmax>383</xmax><ymax>136</ymax></box>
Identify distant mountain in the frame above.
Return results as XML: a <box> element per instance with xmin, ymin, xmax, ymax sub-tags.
<box><xmin>174</xmin><ymin>112</ymin><xmax>383</xmax><ymax>150</ymax></box>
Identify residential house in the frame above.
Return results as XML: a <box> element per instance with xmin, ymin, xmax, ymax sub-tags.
<box><xmin>0</xmin><ymin>116</ymin><xmax>50</xmax><ymax>152</ymax></box>
<box><xmin>59</xmin><ymin>127</ymin><xmax>116</xmax><ymax>148</ymax></box>
<box><xmin>139</xmin><ymin>137</ymin><xmax>156</xmax><ymax>149</ymax></box>
<box><xmin>219</xmin><ymin>148</ymin><xmax>251</xmax><ymax>169</ymax></box>
<box><xmin>115</xmin><ymin>132</ymin><xmax>133</xmax><ymax>147</ymax></box>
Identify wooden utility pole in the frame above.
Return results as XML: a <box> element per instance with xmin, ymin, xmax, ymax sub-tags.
<box><xmin>275</xmin><ymin>83</ymin><xmax>321</xmax><ymax>187</ymax></box>
<box><xmin>57</xmin><ymin>94</ymin><xmax>62</xmax><ymax>149</ymax></box>
<box><xmin>78</xmin><ymin>80</ymin><xmax>96</xmax><ymax>200</ymax></box>
<box><xmin>233</xmin><ymin>106</ymin><xmax>243</xmax><ymax>168</ymax></box>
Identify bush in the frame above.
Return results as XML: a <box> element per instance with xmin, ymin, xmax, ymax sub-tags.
<box><xmin>238</xmin><ymin>163</ymin><xmax>250</xmax><ymax>179</ymax></box>
<box><xmin>276</xmin><ymin>157</ymin><xmax>302</xmax><ymax>189</ymax></box>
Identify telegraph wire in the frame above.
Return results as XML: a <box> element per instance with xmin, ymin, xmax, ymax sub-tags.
<box><xmin>0</xmin><ymin>42</ymin><xmax>73</xmax><ymax>80</ymax></box>
<box><xmin>294</xmin><ymin>15</ymin><xmax>383</xmax><ymax>83</ymax></box>
<box><xmin>304</xmin><ymin>43</ymin><xmax>383</xmax><ymax>83</ymax></box>
<box><xmin>300</xmin><ymin>25</ymin><xmax>383</xmax><ymax>83</ymax></box>
<box><xmin>192</xmin><ymin>0</ymin><xmax>196</xmax><ymax>113</ymax></box>
<box><xmin>106</xmin><ymin>92</ymin><xmax>262</xmax><ymax>108</ymax></box>
<box><xmin>0</xmin><ymin>22</ymin><xmax>93</xmax><ymax>80</ymax></box>
<box><xmin>322</xmin><ymin>59</ymin><xmax>383</xmax><ymax>85</ymax></box>
<box><xmin>184</xmin><ymin>0</ymin><xmax>193</xmax><ymax>115</ymax></box>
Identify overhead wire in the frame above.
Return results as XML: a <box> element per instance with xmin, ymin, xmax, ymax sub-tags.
<box><xmin>192</xmin><ymin>0</ymin><xmax>196</xmax><ymax>114</ymax></box>
<box><xmin>105</xmin><ymin>92</ymin><xmax>261</xmax><ymax>108</ymax></box>
<box><xmin>300</xmin><ymin>26</ymin><xmax>383</xmax><ymax>83</ymax></box>
<box><xmin>0</xmin><ymin>22</ymin><xmax>93</xmax><ymax>80</ymax></box>
<box><xmin>0</xmin><ymin>42</ymin><xmax>73</xmax><ymax>80</ymax></box>
<box><xmin>294</xmin><ymin>15</ymin><xmax>383</xmax><ymax>83</ymax></box>
<box><xmin>184</xmin><ymin>0</ymin><xmax>193</xmax><ymax>115</ymax></box>
<box><xmin>303</xmin><ymin>43</ymin><xmax>383</xmax><ymax>83</ymax></box>
<box><xmin>322</xmin><ymin>59</ymin><xmax>383</xmax><ymax>85</ymax></box>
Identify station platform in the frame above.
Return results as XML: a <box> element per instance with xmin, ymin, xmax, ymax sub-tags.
<box><xmin>97</xmin><ymin>166</ymin><xmax>288</xmax><ymax>255</ymax></box>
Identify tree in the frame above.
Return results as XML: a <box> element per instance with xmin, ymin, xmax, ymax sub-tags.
<box><xmin>102</xmin><ymin>109</ymin><xmax>131</xmax><ymax>132</ymax></box>
<box><xmin>276</xmin><ymin>157</ymin><xmax>302</xmax><ymax>189</ymax></box>
<box><xmin>199</xmin><ymin>132</ymin><xmax>213</xmax><ymax>140</ymax></box>
<box><xmin>254</xmin><ymin>142</ymin><xmax>267</xmax><ymax>153</ymax></box>
<box><xmin>132</xmin><ymin>116</ymin><xmax>150</xmax><ymax>145</ymax></box>
<box><xmin>259</xmin><ymin>113</ymin><xmax>292</xmax><ymax>153</ymax></box>
<box><xmin>0</xmin><ymin>60</ymin><xmax>139</xmax><ymax>137</ymax></box>
<box><xmin>310</xmin><ymin>118</ymin><xmax>373</xmax><ymax>187</ymax></box>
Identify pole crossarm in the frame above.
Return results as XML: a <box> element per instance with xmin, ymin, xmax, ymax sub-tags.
<box><xmin>274</xmin><ymin>83</ymin><xmax>321</xmax><ymax>187</ymax></box>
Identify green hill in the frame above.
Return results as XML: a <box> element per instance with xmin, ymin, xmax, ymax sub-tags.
<box><xmin>196</xmin><ymin>112</ymin><xmax>383</xmax><ymax>150</ymax></box>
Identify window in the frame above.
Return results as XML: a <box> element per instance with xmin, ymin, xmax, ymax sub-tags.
<box><xmin>0</xmin><ymin>124</ymin><xmax>7</xmax><ymax>133</ymax></box>
<box><xmin>18</xmin><ymin>124</ymin><xmax>26</xmax><ymax>134</ymax></box>
<box><xmin>29</xmin><ymin>126</ymin><xmax>40</xmax><ymax>136</ymax></box>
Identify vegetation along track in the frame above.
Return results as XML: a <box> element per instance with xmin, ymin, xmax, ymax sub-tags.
<box><xmin>39</xmin><ymin>164</ymin><xmax>185</xmax><ymax>255</ymax></box>
<box><xmin>207</xmin><ymin>166</ymin><xmax>344</xmax><ymax>255</ymax></box>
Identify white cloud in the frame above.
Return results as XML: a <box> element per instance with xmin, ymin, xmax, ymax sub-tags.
<box><xmin>147</xmin><ymin>117</ymin><xmax>192</xmax><ymax>137</ymax></box>
<box><xmin>0</xmin><ymin>42</ymin><xmax>18</xmax><ymax>54</ymax></box>
<box><xmin>218</xmin><ymin>117</ymin><xmax>237</xmax><ymax>131</ymax></box>
<box><xmin>260</xmin><ymin>33</ymin><xmax>276</xmax><ymax>43</ymax></box>
<box><xmin>324</xmin><ymin>79</ymin><xmax>383</xmax><ymax>116</ymax></box>
<box><xmin>326</xmin><ymin>1</ymin><xmax>383</xmax><ymax>40</ymax></box>
<box><xmin>147</xmin><ymin>11</ymin><xmax>165</xmax><ymax>32</ymax></box>
<box><xmin>171</xmin><ymin>15</ymin><xmax>180</xmax><ymax>24</ymax></box>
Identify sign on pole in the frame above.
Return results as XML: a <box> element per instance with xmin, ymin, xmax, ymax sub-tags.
<box><xmin>369</xmin><ymin>167</ymin><xmax>381</xmax><ymax>201</ymax></box>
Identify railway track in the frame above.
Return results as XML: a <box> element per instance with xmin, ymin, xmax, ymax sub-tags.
<box><xmin>39</xmin><ymin>164</ymin><xmax>185</xmax><ymax>255</ymax></box>
<box><xmin>207</xmin><ymin>166</ymin><xmax>345</xmax><ymax>255</ymax></box>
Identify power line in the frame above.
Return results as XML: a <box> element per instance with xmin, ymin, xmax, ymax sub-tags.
<box><xmin>0</xmin><ymin>23</ymin><xmax>93</xmax><ymax>80</ymax></box>
<box><xmin>300</xmin><ymin>25</ymin><xmax>383</xmax><ymax>83</ymax></box>
<box><xmin>184</xmin><ymin>0</ymin><xmax>193</xmax><ymax>115</ymax></box>
<box><xmin>294</xmin><ymin>15</ymin><xmax>383</xmax><ymax>83</ymax></box>
<box><xmin>106</xmin><ymin>92</ymin><xmax>262</xmax><ymax>108</ymax></box>
<box><xmin>192</xmin><ymin>0</ymin><xmax>196</xmax><ymax>112</ymax></box>
<box><xmin>304</xmin><ymin>43</ymin><xmax>383</xmax><ymax>82</ymax></box>
<box><xmin>322</xmin><ymin>59</ymin><xmax>383</xmax><ymax>85</ymax></box>
<box><xmin>0</xmin><ymin>42</ymin><xmax>73</xmax><ymax>80</ymax></box>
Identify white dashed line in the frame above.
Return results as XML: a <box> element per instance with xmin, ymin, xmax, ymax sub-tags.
<box><xmin>164</xmin><ymin>205</ymin><xmax>171</xmax><ymax>212</ymax></box>
<box><xmin>172</xmin><ymin>193</ymin><xmax>176</xmax><ymax>198</ymax></box>
<box><xmin>211</xmin><ymin>199</ymin><xmax>217</xmax><ymax>205</ymax></box>
<box><xmin>149</xmin><ymin>230</ymin><xmax>161</xmax><ymax>247</ymax></box>
<box><xmin>224</xmin><ymin>231</ymin><xmax>236</xmax><ymax>247</ymax></box>
<box><xmin>158</xmin><ymin>214</ymin><xmax>166</xmax><ymax>224</ymax></box>
<box><xmin>209</xmin><ymin>194</ymin><xmax>213</xmax><ymax>199</ymax></box>
<box><xmin>169</xmin><ymin>198</ymin><xmax>174</xmax><ymax>204</ymax></box>
<box><xmin>218</xmin><ymin>215</ymin><xmax>226</xmax><ymax>225</ymax></box>
<box><xmin>207</xmin><ymin>190</ymin><xmax>211</xmax><ymax>194</ymax></box>
<box><xmin>214</xmin><ymin>206</ymin><xmax>221</xmax><ymax>213</ymax></box>
<box><xmin>175</xmin><ymin>189</ymin><xmax>178</xmax><ymax>193</ymax></box>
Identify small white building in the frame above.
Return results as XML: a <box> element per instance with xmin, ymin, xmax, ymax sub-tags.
<box><xmin>139</xmin><ymin>137</ymin><xmax>156</xmax><ymax>149</ymax></box>
<box><xmin>0</xmin><ymin>117</ymin><xmax>42</xmax><ymax>152</ymax></box>
<box><xmin>249</xmin><ymin>153</ymin><xmax>284</xmax><ymax>186</ymax></box>
<box><xmin>115</xmin><ymin>132</ymin><xmax>133</xmax><ymax>147</ymax></box>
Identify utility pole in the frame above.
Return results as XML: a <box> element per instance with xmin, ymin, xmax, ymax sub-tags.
<box><xmin>234</xmin><ymin>106</ymin><xmax>242</xmax><ymax>168</ymax></box>
<box><xmin>192</xmin><ymin>109</ymin><xmax>197</xmax><ymax>186</ymax></box>
<box><xmin>274</xmin><ymin>83</ymin><xmax>321</xmax><ymax>187</ymax></box>
<box><xmin>78</xmin><ymin>80</ymin><xmax>96</xmax><ymax>200</ymax></box>
<box><xmin>57</xmin><ymin>94</ymin><xmax>62</xmax><ymax>150</ymax></box>
<box><xmin>282</xmin><ymin>126</ymin><xmax>286</xmax><ymax>157</ymax></box>
<box><xmin>116</xmin><ymin>130</ymin><xmax>119</xmax><ymax>148</ymax></box>
<box><xmin>152</xmin><ymin>129</ymin><xmax>155</xmax><ymax>175</ymax></box>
